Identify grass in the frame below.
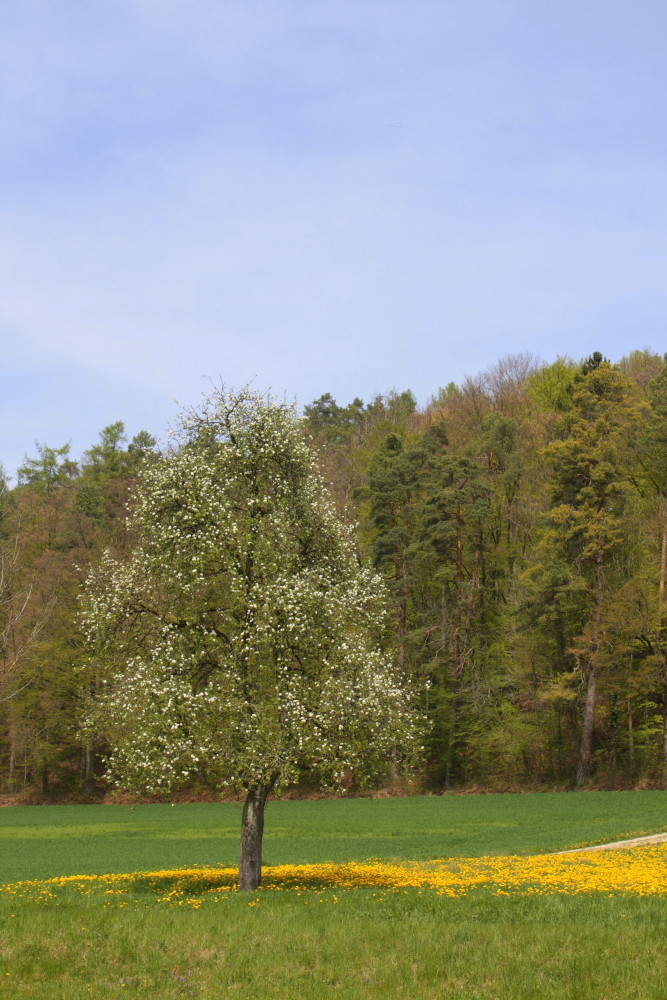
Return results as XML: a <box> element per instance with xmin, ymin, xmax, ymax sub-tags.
<box><xmin>1</xmin><ymin>887</ymin><xmax>667</xmax><ymax>998</ymax></box>
<box><xmin>2</xmin><ymin>791</ymin><xmax>667</xmax><ymax>998</ymax></box>
<box><xmin>1</xmin><ymin>789</ymin><xmax>667</xmax><ymax>882</ymax></box>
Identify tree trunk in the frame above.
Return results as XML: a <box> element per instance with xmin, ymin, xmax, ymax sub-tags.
<box><xmin>83</xmin><ymin>746</ymin><xmax>95</xmax><ymax>797</ymax></box>
<box><xmin>609</xmin><ymin>693</ymin><xmax>618</xmax><ymax>773</ymax></box>
<box><xmin>397</xmin><ymin>553</ymin><xmax>408</xmax><ymax>670</ymax></box>
<box><xmin>453</xmin><ymin>509</ymin><xmax>464</xmax><ymax>679</ymax></box>
<box><xmin>661</xmin><ymin>676</ymin><xmax>667</xmax><ymax>782</ymax></box>
<box><xmin>658</xmin><ymin>513</ymin><xmax>667</xmax><ymax>781</ymax></box>
<box><xmin>575</xmin><ymin>667</ymin><xmax>596</xmax><ymax>787</ymax></box>
<box><xmin>659</xmin><ymin>513</ymin><xmax>667</xmax><ymax>607</ymax></box>
<box><xmin>575</xmin><ymin>537</ymin><xmax>604</xmax><ymax>787</ymax></box>
<box><xmin>443</xmin><ymin>699</ymin><xmax>458</xmax><ymax>791</ymax></box>
<box><xmin>8</xmin><ymin>728</ymin><xmax>16</xmax><ymax>789</ymax></box>
<box><xmin>238</xmin><ymin>776</ymin><xmax>277</xmax><ymax>891</ymax></box>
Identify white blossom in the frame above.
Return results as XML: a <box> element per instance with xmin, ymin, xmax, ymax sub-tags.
<box><xmin>81</xmin><ymin>386</ymin><xmax>424</xmax><ymax>795</ymax></box>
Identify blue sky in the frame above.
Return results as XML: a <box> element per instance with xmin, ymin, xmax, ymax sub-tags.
<box><xmin>2</xmin><ymin>0</ymin><xmax>666</xmax><ymax>478</ymax></box>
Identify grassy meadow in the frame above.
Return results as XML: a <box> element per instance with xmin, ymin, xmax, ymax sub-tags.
<box><xmin>1</xmin><ymin>791</ymin><xmax>667</xmax><ymax>998</ymax></box>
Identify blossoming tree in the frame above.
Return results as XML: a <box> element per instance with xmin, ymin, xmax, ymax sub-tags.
<box><xmin>82</xmin><ymin>387</ymin><xmax>422</xmax><ymax>890</ymax></box>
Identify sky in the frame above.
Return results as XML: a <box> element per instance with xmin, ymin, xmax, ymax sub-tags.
<box><xmin>2</xmin><ymin>0</ymin><xmax>666</xmax><ymax>478</ymax></box>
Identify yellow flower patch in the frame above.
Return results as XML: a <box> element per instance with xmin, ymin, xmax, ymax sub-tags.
<box><xmin>2</xmin><ymin>845</ymin><xmax>667</xmax><ymax>906</ymax></box>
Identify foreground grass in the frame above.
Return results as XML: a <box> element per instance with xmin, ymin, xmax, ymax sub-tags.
<box><xmin>1</xmin><ymin>790</ymin><xmax>667</xmax><ymax>882</ymax></box>
<box><xmin>1</xmin><ymin>886</ymin><xmax>666</xmax><ymax>999</ymax></box>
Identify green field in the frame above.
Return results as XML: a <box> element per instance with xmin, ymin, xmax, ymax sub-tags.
<box><xmin>1</xmin><ymin>792</ymin><xmax>667</xmax><ymax>999</ymax></box>
<box><xmin>2</xmin><ymin>790</ymin><xmax>667</xmax><ymax>881</ymax></box>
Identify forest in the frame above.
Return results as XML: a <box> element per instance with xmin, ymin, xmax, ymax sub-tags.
<box><xmin>2</xmin><ymin>347</ymin><xmax>667</xmax><ymax>799</ymax></box>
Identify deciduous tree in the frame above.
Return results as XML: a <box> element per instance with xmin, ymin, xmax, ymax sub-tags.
<box><xmin>82</xmin><ymin>388</ymin><xmax>422</xmax><ymax>889</ymax></box>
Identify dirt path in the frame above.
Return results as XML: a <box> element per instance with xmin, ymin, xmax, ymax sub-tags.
<box><xmin>555</xmin><ymin>832</ymin><xmax>667</xmax><ymax>854</ymax></box>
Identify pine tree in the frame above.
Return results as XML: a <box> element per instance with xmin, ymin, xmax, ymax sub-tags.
<box><xmin>541</xmin><ymin>358</ymin><xmax>649</xmax><ymax>784</ymax></box>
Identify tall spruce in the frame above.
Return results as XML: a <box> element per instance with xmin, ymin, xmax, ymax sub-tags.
<box><xmin>541</xmin><ymin>357</ymin><xmax>649</xmax><ymax>785</ymax></box>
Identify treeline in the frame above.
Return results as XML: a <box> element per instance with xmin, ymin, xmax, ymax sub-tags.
<box><xmin>2</xmin><ymin>348</ymin><xmax>667</xmax><ymax>797</ymax></box>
